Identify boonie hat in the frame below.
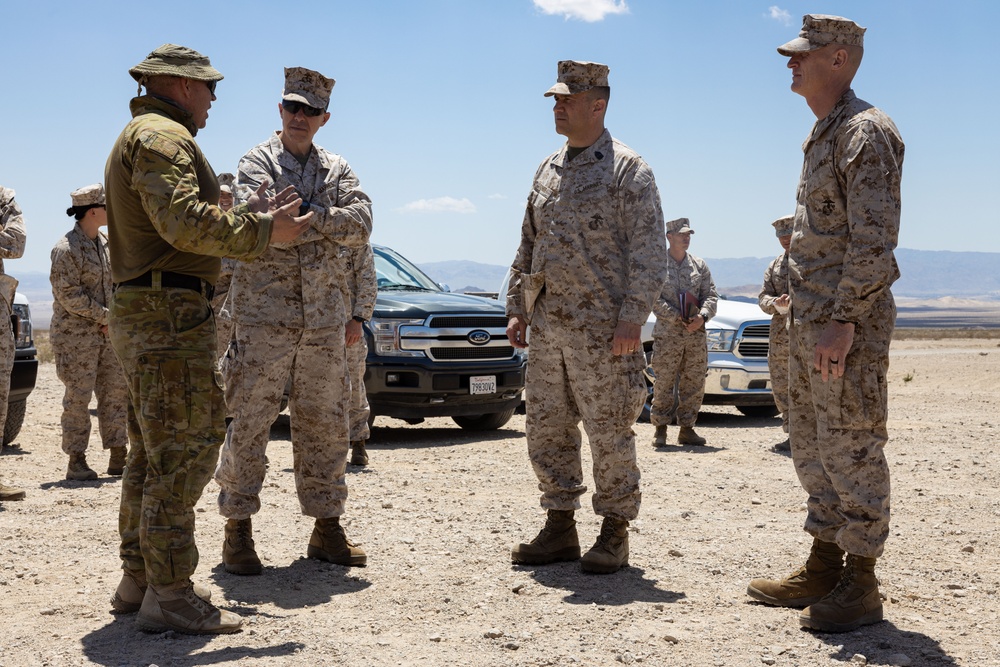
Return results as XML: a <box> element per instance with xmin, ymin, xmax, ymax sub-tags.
<box><xmin>772</xmin><ymin>215</ymin><xmax>794</xmax><ymax>237</ymax></box>
<box><xmin>217</xmin><ymin>172</ymin><xmax>235</xmax><ymax>194</ymax></box>
<box><xmin>777</xmin><ymin>14</ymin><xmax>865</xmax><ymax>56</ymax></box>
<box><xmin>544</xmin><ymin>60</ymin><xmax>610</xmax><ymax>97</ymax></box>
<box><xmin>283</xmin><ymin>67</ymin><xmax>335</xmax><ymax>110</ymax></box>
<box><xmin>666</xmin><ymin>217</ymin><xmax>693</xmax><ymax>234</ymax></box>
<box><xmin>129</xmin><ymin>44</ymin><xmax>223</xmax><ymax>84</ymax></box>
<box><xmin>70</xmin><ymin>183</ymin><xmax>105</xmax><ymax>208</ymax></box>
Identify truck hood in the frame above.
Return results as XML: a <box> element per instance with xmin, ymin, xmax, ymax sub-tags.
<box><xmin>373</xmin><ymin>290</ymin><xmax>506</xmax><ymax>318</ymax></box>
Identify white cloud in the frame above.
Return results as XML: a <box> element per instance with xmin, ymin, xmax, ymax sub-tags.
<box><xmin>397</xmin><ymin>196</ymin><xmax>477</xmax><ymax>214</ymax></box>
<box><xmin>533</xmin><ymin>0</ymin><xmax>629</xmax><ymax>23</ymax></box>
<box><xmin>487</xmin><ymin>193</ymin><xmax>506</xmax><ymax>200</ymax></box>
<box><xmin>767</xmin><ymin>6</ymin><xmax>793</xmax><ymax>26</ymax></box>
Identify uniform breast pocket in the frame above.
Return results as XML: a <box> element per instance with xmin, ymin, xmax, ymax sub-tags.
<box><xmin>801</xmin><ymin>170</ymin><xmax>846</xmax><ymax>234</ymax></box>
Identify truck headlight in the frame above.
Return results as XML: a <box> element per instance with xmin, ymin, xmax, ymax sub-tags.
<box><xmin>11</xmin><ymin>304</ymin><xmax>32</xmax><ymax>348</ymax></box>
<box><xmin>370</xmin><ymin>317</ymin><xmax>426</xmax><ymax>358</ymax></box>
<box><xmin>706</xmin><ymin>329</ymin><xmax>735</xmax><ymax>352</ymax></box>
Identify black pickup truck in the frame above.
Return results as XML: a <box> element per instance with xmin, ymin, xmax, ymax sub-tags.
<box><xmin>363</xmin><ymin>245</ymin><xmax>525</xmax><ymax>431</ymax></box>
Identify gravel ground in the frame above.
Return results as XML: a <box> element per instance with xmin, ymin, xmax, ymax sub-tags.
<box><xmin>1</xmin><ymin>336</ymin><xmax>999</xmax><ymax>667</ymax></box>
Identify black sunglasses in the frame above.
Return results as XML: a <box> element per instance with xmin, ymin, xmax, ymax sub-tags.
<box><xmin>205</xmin><ymin>80</ymin><xmax>217</xmax><ymax>95</ymax></box>
<box><xmin>281</xmin><ymin>99</ymin><xmax>325</xmax><ymax>117</ymax></box>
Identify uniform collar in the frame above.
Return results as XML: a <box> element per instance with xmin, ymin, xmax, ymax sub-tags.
<box><xmin>552</xmin><ymin>128</ymin><xmax>613</xmax><ymax>168</ymax></box>
<box><xmin>129</xmin><ymin>95</ymin><xmax>200</xmax><ymax>136</ymax></box>
<box><xmin>803</xmin><ymin>89</ymin><xmax>856</xmax><ymax>152</ymax></box>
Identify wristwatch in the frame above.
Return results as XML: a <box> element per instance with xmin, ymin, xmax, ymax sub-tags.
<box><xmin>352</xmin><ymin>315</ymin><xmax>366</xmax><ymax>323</ymax></box>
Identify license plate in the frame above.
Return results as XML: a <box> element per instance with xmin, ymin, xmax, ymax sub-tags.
<box><xmin>469</xmin><ymin>375</ymin><xmax>497</xmax><ymax>395</ymax></box>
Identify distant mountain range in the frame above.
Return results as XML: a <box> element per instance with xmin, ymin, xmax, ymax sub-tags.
<box><xmin>420</xmin><ymin>249</ymin><xmax>1000</xmax><ymax>301</ymax></box>
<box><xmin>12</xmin><ymin>248</ymin><xmax>999</xmax><ymax>329</ymax></box>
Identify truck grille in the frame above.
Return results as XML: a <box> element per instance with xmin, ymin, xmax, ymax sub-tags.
<box><xmin>432</xmin><ymin>346</ymin><xmax>516</xmax><ymax>360</ymax></box>
<box><xmin>734</xmin><ymin>322</ymin><xmax>771</xmax><ymax>359</ymax></box>
<box><xmin>399</xmin><ymin>314</ymin><xmax>516</xmax><ymax>362</ymax></box>
<box><xmin>428</xmin><ymin>316</ymin><xmax>509</xmax><ymax>328</ymax></box>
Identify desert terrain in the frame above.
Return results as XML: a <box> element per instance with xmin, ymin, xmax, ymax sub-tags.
<box><xmin>1</xmin><ymin>333</ymin><xmax>999</xmax><ymax>666</ymax></box>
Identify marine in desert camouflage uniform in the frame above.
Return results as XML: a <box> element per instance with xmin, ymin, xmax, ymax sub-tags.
<box><xmin>758</xmin><ymin>215</ymin><xmax>794</xmax><ymax>451</ymax></box>
<box><xmin>343</xmin><ymin>243</ymin><xmax>377</xmax><ymax>467</ymax></box>
<box><xmin>506</xmin><ymin>61</ymin><xmax>667</xmax><ymax>574</ymax></box>
<box><xmin>215</xmin><ymin>66</ymin><xmax>372</xmax><ymax>576</ymax></box>
<box><xmin>49</xmin><ymin>183</ymin><xmax>128</xmax><ymax>481</ymax></box>
<box><xmin>105</xmin><ymin>44</ymin><xmax>308</xmax><ymax>634</ymax></box>
<box><xmin>211</xmin><ymin>173</ymin><xmax>237</xmax><ymax>357</ymax></box>
<box><xmin>0</xmin><ymin>185</ymin><xmax>27</xmax><ymax>502</ymax></box>
<box><xmin>747</xmin><ymin>15</ymin><xmax>905</xmax><ymax>633</ymax></box>
<box><xmin>649</xmin><ymin>217</ymin><xmax>718</xmax><ymax>447</ymax></box>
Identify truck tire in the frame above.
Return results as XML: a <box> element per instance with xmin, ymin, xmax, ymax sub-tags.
<box><xmin>452</xmin><ymin>407</ymin><xmax>516</xmax><ymax>431</ymax></box>
<box><xmin>3</xmin><ymin>399</ymin><xmax>26</xmax><ymax>445</ymax></box>
<box><xmin>736</xmin><ymin>404</ymin><xmax>779</xmax><ymax>419</ymax></box>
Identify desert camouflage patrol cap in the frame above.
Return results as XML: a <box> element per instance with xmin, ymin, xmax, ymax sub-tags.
<box><xmin>70</xmin><ymin>183</ymin><xmax>105</xmax><ymax>208</ymax></box>
<box><xmin>667</xmin><ymin>217</ymin><xmax>693</xmax><ymax>234</ymax></box>
<box><xmin>217</xmin><ymin>172</ymin><xmax>235</xmax><ymax>194</ymax></box>
<box><xmin>772</xmin><ymin>215</ymin><xmax>794</xmax><ymax>237</ymax></box>
<box><xmin>777</xmin><ymin>15</ymin><xmax>866</xmax><ymax>56</ymax></box>
<box><xmin>129</xmin><ymin>44</ymin><xmax>223</xmax><ymax>84</ymax></box>
<box><xmin>544</xmin><ymin>60</ymin><xmax>610</xmax><ymax>97</ymax></box>
<box><xmin>283</xmin><ymin>67</ymin><xmax>335</xmax><ymax>110</ymax></box>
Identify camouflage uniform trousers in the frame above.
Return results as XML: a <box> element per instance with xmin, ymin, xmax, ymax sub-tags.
<box><xmin>215</xmin><ymin>322</ymin><xmax>350</xmax><ymax>519</ymax></box>
<box><xmin>215</xmin><ymin>314</ymin><xmax>234</xmax><ymax>360</ymax></box>
<box><xmin>788</xmin><ymin>292</ymin><xmax>894</xmax><ymax>558</ymax></box>
<box><xmin>769</xmin><ymin>322</ymin><xmax>790</xmax><ymax>432</ymax></box>
<box><xmin>650</xmin><ymin>319</ymin><xmax>708</xmax><ymax>428</ymax></box>
<box><xmin>54</xmin><ymin>331</ymin><xmax>127</xmax><ymax>454</ymax></box>
<box><xmin>525</xmin><ymin>319</ymin><xmax>647</xmax><ymax>521</ymax></box>
<box><xmin>108</xmin><ymin>287</ymin><xmax>225</xmax><ymax>585</ymax></box>
<box><xmin>347</xmin><ymin>337</ymin><xmax>370</xmax><ymax>442</ymax></box>
<box><xmin>0</xmin><ymin>320</ymin><xmax>13</xmax><ymax>437</ymax></box>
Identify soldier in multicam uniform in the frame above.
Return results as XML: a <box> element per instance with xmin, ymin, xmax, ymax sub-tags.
<box><xmin>507</xmin><ymin>61</ymin><xmax>667</xmax><ymax>574</ymax></box>
<box><xmin>649</xmin><ymin>217</ymin><xmax>718</xmax><ymax>448</ymax></box>
<box><xmin>0</xmin><ymin>185</ymin><xmax>27</xmax><ymax>502</ymax></box>
<box><xmin>212</xmin><ymin>173</ymin><xmax>237</xmax><ymax>357</ymax></box>
<box><xmin>758</xmin><ymin>215</ymin><xmax>794</xmax><ymax>452</ymax></box>
<box><xmin>215</xmin><ymin>66</ymin><xmax>372</xmax><ymax>575</ymax></box>
<box><xmin>747</xmin><ymin>15</ymin><xmax>904</xmax><ymax>633</ymax></box>
<box><xmin>50</xmin><ymin>184</ymin><xmax>128</xmax><ymax>481</ymax></box>
<box><xmin>104</xmin><ymin>44</ymin><xmax>309</xmax><ymax>634</ymax></box>
<box><xmin>344</xmin><ymin>243</ymin><xmax>377</xmax><ymax>467</ymax></box>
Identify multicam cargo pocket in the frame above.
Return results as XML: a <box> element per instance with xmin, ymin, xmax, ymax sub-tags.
<box><xmin>137</xmin><ymin>351</ymin><xmax>223</xmax><ymax>432</ymax></box>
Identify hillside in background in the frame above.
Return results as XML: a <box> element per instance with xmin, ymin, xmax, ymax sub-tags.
<box><xmin>12</xmin><ymin>248</ymin><xmax>999</xmax><ymax>329</ymax></box>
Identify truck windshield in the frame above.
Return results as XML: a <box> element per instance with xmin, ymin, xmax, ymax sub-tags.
<box><xmin>374</xmin><ymin>246</ymin><xmax>441</xmax><ymax>292</ymax></box>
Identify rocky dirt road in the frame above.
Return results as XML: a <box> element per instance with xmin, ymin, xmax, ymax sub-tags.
<box><xmin>1</xmin><ymin>336</ymin><xmax>998</xmax><ymax>666</ymax></box>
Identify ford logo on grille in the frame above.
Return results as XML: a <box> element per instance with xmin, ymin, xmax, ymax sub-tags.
<box><xmin>468</xmin><ymin>329</ymin><xmax>491</xmax><ymax>345</ymax></box>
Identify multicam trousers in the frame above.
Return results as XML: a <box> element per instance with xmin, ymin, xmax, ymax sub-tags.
<box><xmin>109</xmin><ymin>286</ymin><xmax>224</xmax><ymax>585</ymax></box>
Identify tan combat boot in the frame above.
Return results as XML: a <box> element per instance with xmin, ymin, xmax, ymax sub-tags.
<box><xmin>0</xmin><ymin>482</ymin><xmax>25</xmax><ymax>501</ymax></box>
<box><xmin>136</xmin><ymin>579</ymin><xmax>241</xmax><ymax>634</ymax></box>
<box><xmin>579</xmin><ymin>516</ymin><xmax>630</xmax><ymax>574</ymax></box>
<box><xmin>677</xmin><ymin>426</ymin><xmax>707</xmax><ymax>446</ymax></box>
<box><xmin>350</xmin><ymin>440</ymin><xmax>369</xmax><ymax>466</ymax></box>
<box><xmin>112</xmin><ymin>568</ymin><xmax>213</xmax><ymax>614</ymax></box>
<box><xmin>799</xmin><ymin>554</ymin><xmax>883</xmax><ymax>632</ymax></box>
<box><xmin>511</xmin><ymin>509</ymin><xmax>581</xmax><ymax>565</ymax></box>
<box><xmin>107</xmin><ymin>447</ymin><xmax>128</xmax><ymax>476</ymax></box>
<box><xmin>652</xmin><ymin>425</ymin><xmax>668</xmax><ymax>447</ymax></box>
<box><xmin>772</xmin><ymin>437</ymin><xmax>791</xmax><ymax>453</ymax></box>
<box><xmin>66</xmin><ymin>453</ymin><xmax>98</xmax><ymax>481</ymax></box>
<box><xmin>307</xmin><ymin>517</ymin><xmax>367</xmax><ymax>566</ymax></box>
<box><xmin>747</xmin><ymin>539</ymin><xmax>845</xmax><ymax>607</ymax></box>
<box><xmin>223</xmin><ymin>518</ymin><xmax>263</xmax><ymax>575</ymax></box>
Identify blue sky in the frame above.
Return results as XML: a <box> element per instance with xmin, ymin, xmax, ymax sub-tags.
<box><xmin>2</xmin><ymin>0</ymin><xmax>997</xmax><ymax>277</ymax></box>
